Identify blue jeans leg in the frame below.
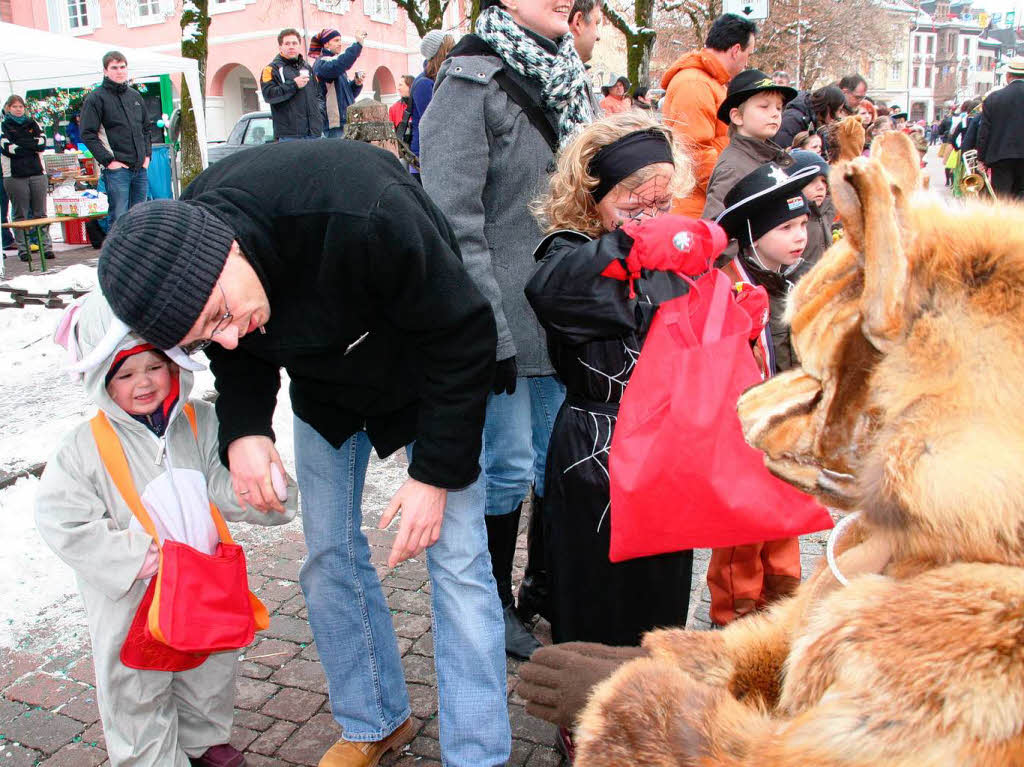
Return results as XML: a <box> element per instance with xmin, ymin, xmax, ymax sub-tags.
<box><xmin>293</xmin><ymin>419</ymin><xmax>411</xmax><ymax>740</ymax></box>
<box><xmin>323</xmin><ymin>126</ymin><xmax>346</xmax><ymax>138</ymax></box>
<box><xmin>129</xmin><ymin>167</ymin><xmax>148</xmax><ymax>210</ymax></box>
<box><xmin>405</xmin><ymin>445</ymin><xmax>511</xmax><ymax>766</ymax></box>
<box><xmin>527</xmin><ymin>376</ymin><xmax>566</xmax><ymax>498</ymax></box>
<box><xmin>103</xmin><ymin>168</ymin><xmax>131</xmax><ymax>226</ymax></box>
<box><xmin>483</xmin><ymin>375</ymin><xmax>564</xmax><ymax>514</ymax></box>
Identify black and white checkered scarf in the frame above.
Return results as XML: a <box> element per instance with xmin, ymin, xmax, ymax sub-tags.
<box><xmin>475</xmin><ymin>6</ymin><xmax>594</xmax><ymax>147</ymax></box>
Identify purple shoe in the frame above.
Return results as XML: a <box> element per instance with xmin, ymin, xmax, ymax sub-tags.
<box><xmin>189</xmin><ymin>744</ymin><xmax>247</xmax><ymax>767</ymax></box>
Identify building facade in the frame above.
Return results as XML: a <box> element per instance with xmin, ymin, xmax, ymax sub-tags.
<box><xmin>5</xmin><ymin>0</ymin><xmax>431</xmax><ymax>140</ymax></box>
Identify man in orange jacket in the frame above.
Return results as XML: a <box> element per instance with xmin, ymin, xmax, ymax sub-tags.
<box><xmin>660</xmin><ymin>14</ymin><xmax>757</xmax><ymax>216</ymax></box>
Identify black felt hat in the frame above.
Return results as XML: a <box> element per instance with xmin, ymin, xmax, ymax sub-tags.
<box><xmin>716</xmin><ymin>162</ymin><xmax>820</xmax><ymax>246</ymax></box>
<box><xmin>717</xmin><ymin>69</ymin><xmax>798</xmax><ymax>123</ymax></box>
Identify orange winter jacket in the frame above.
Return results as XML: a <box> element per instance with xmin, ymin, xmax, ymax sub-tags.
<box><xmin>660</xmin><ymin>50</ymin><xmax>731</xmax><ymax>217</ymax></box>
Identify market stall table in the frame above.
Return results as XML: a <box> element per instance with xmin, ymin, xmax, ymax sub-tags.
<box><xmin>2</xmin><ymin>213</ymin><xmax>105</xmax><ymax>274</ymax></box>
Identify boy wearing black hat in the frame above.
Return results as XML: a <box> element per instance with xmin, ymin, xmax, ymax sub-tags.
<box><xmin>702</xmin><ymin>69</ymin><xmax>797</xmax><ymax>223</ymax></box>
<box><xmin>705</xmin><ymin>161</ymin><xmax>819</xmax><ymax>628</ymax></box>
<box><xmin>786</xmin><ymin>149</ymin><xmax>836</xmax><ymax>272</ymax></box>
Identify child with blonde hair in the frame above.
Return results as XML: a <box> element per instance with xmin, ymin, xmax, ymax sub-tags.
<box><xmin>525</xmin><ymin>111</ymin><xmax>704</xmax><ymax>651</ymax></box>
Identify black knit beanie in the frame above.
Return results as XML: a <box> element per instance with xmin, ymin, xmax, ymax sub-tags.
<box><xmin>98</xmin><ymin>199</ymin><xmax>235</xmax><ymax>349</ymax></box>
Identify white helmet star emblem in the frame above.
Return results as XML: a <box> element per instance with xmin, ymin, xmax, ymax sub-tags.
<box><xmin>673</xmin><ymin>231</ymin><xmax>694</xmax><ymax>251</ymax></box>
<box><xmin>768</xmin><ymin>165</ymin><xmax>790</xmax><ymax>185</ymax></box>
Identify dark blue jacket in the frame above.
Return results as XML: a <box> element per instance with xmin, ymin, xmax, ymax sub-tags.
<box><xmin>410</xmin><ymin>71</ymin><xmax>434</xmax><ymax>161</ymax></box>
<box><xmin>312</xmin><ymin>42</ymin><xmax>364</xmax><ymax>131</ymax></box>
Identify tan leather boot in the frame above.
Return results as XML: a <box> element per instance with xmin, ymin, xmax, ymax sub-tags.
<box><xmin>318</xmin><ymin>717</ymin><xmax>415</xmax><ymax>767</ymax></box>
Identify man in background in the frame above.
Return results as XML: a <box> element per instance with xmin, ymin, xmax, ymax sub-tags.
<box><xmin>80</xmin><ymin>51</ymin><xmax>151</xmax><ymax>227</ymax></box>
<box><xmin>261</xmin><ymin>29</ymin><xmax>323</xmax><ymax>141</ymax></box>
<box><xmin>660</xmin><ymin>14</ymin><xmax>757</xmax><ymax>216</ymax></box>
<box><xmin>569</xmin><ymin>0</ymin><xmax>601</xmax><ymax>63</ymax></box>
<box><xmin>311</xmin><ymin>28</ymin><xmax>368</xmax><ymax>138</ymax></box>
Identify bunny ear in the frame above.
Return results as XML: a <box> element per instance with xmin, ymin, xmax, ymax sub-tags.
<box><xmin>66</xmin><ymin>315</ymin><xmax>132</xmax><ymax>374</ymax></box>
<box><xmin>164</xmin><ymin>345</ymin><xmax>207</xmax><ymax>372</ymax></box>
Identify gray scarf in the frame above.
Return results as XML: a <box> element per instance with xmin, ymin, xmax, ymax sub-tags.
<box><xmin>475</xmin><ymin>6</ymin><xmax>594</xmax><ymax>147</ymax></box>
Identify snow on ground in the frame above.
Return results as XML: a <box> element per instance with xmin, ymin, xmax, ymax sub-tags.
<box><xmin>1</xmin><ymin>263</ymin><xmax>98</xmax><ymax>294</ymax></box>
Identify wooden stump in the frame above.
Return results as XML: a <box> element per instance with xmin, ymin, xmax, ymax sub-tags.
<box><xmin>344</xmin><ymin>98</ymin><xmax>418</xmax><ymax>168</ymax></box>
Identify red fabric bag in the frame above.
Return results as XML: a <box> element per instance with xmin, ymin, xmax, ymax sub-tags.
<box><xmin>91</xmin><ymin>404</ymin><xmax>269</xmax><ymax>667</ymax></box>
<box><xmin>608</xmin><ymin>268</ymin><xmax>832</xmax><ymax>562</ymax></box>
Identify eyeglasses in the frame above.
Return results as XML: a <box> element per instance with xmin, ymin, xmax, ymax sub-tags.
<box><xmin>182</xmin><ymin>284</ymin><xmax>232</xmax><ymax>356</ymax></box>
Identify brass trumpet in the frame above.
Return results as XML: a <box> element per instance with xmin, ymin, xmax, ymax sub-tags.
<box><xmin>961</xmin><ymin>151</ymin><xmax>995</xmax><ymax>199</ymax></box>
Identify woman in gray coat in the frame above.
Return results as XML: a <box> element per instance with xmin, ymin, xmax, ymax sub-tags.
<box><xmin>420</xmin><ymin>0</ymin><xmax>594</xmax><ymax>659</ymax></box>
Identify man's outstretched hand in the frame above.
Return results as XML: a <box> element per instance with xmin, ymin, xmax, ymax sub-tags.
<box><xmin>379</xmin><ymin>477</ymin><xmax>447</xmax><ymax>567</ymax></box>
<box><xmin>518</xmin><ymin>642</ymin><xmax>648</xmax><ymax>728</ymax></box>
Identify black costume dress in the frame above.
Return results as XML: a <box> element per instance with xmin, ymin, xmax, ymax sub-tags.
<box><xmin>525</xmin><ymin>228</ymin><xmax>694</xmax><ymax>646</ymax></box>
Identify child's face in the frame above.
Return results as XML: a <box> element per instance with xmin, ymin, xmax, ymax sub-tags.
<box><xmin>802</xmin><ymin>176</ymin><xmax>828</xmax><ymax>206</ymax></box>
<box><xmin>732</xmin><ymin>92</ymin><xmax>784</xmax><ymax>140</ymax></box>
<box><xmin>106</xmin><ymin>351</ymin><xmax>173</xmax><ymax>415</ymax></box>
<box><xmin>754</xmin><ymin>215</ymin><xmax>808</xmax><ymax>271</ymax></box>
<box><xmin>597</xmin><ymin>162</ymin><xmax>674</xmax><ymax>231</ymax></box>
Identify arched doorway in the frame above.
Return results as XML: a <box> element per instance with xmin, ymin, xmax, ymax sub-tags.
<box><xmin>372</xmin><ymin>66</ymin><xmax>397</xmax><ymax>103</ymax></box>
<box><xmin>208</xmin><ymin>63</ymin><xmax>260</xmax><ymax>141</ymax></box>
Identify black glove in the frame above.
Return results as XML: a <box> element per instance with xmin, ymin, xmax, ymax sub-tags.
<box><xmin>518</xmin><ymin>642</ymin><xmax>648</xmax><ymax>728</ymax></box>
<box><xmin>492</xmin><ymin>356</ymin><xmax>518</xmax><ymax>395</ymax></box>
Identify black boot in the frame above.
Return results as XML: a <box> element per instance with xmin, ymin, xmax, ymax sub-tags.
<box><xmin>485</xmin><ymin>505</ymin><xmax>541</xmax><ymax>660</ymax></box>
<box><xmin>516</xmin><ymin>493</ymin><xmax>550</xmax><ymax>623</ymax></box>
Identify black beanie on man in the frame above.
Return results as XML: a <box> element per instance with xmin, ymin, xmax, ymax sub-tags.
<box><xmin>98</xmin><ymin>199</ymin><xmax>236</xmax><ymax>350</ymax></box>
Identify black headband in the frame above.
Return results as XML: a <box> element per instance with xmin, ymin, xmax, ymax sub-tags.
<box><xmin>589</xmin><ymin>129</ymin><xmax>674</xmax><ymax>203</ymax></box>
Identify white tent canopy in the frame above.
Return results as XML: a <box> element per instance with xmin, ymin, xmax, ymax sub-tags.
<box><xmin>0</xmin><ymin>21</ymin><xmax>208</xmax><ymax>167</ymax></box>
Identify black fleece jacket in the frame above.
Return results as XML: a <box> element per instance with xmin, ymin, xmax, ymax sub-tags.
<box><xmin>182</xmin><ymin>140</ymin><xmax>497</xmax><ymax>489</ymax></box>
<box><xmin>0</xmin><ymin>117</ymin><xmax>46</xmax><ymax>177</ymax></box>
<box><xmin>80</xmin><ymin>77</ymin><xmax>152</xmax><ymax>169</ymax></box>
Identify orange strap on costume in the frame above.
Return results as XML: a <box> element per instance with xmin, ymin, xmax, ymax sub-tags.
<box><xmin>90</xmin><ymin>404</ymin><xmax>269</xmax><ymax>642</ymax></box>
<box><xmin>90</xmin><ymin>403</ymin><xmax>234</xmax><ymax>546</ymax></box>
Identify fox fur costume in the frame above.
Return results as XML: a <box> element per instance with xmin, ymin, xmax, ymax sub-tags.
<box><xmin>565</xmin><ymin>132</ymin><xmax>1024</xmax><ymax>765</ymax></box>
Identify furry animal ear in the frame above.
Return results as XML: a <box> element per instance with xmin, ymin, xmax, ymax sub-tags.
<box><xmin>836</xmin><ymin>116</ymin><xmax>866</xmax><ymax>162</ymax></box>
<box><xmin>829</xmin><ymin>156</ymin><xmax>911</xmax><ymax>353</ymax></box>
<box><xmin>869</xmin><ymin>131</ymin><xmax>922</xmax><ymax>199</ymax></box>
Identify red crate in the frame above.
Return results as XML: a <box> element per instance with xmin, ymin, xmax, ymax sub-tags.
<box><xmin>62</xmin><ymin>219</ymin><xmax>89</xmax><ymax>245</ymax></box>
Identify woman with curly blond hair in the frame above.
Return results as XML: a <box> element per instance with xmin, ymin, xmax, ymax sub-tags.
<box><xmin>525</xmin><ymin>111</ymin><xmax>713</xmax><ymax>655</ymax></box>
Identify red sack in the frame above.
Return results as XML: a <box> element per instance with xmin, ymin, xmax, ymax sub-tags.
<box><xmin>91</xmin><ymin>405</ymin><xmax>270</xmax><ymax>663</ymax></box>
<box><xmin>120</xmin><ymin>578</ymin><xmax>208</xmax><ymax>672</ymax></box>
<box><xmin>150</xmin><ymin>540</ymin><xmax>259</xmax><ymax>654</ymax></box>
<box><xmin>608</xmin><ymin>268</ymin><xmax>832</xmax><ymax>562</ymax></box>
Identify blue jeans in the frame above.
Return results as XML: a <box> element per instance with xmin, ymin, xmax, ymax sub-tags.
<box><xmin>293</xmin><ymin>419</ymin><xmax>510</xmax><ymax>766</ymax></box>
<box><xmin>323</xmin><ymin>126</ymin><xmax>346</xmax><ymax>138</ymax></box>
<box><xmin>483</xmin><ymin>375</ymin><xmax>565</xmax><ymax>515</ymax></box>
<box><xmin>103</xmin><ymin>166</ymin><xmax>148</xmax><ymax>227</ymax></box>
<box><xmin>277</xmin><ymin>135</ymin><xmax>319</xmax><ymax>142</ymax></box>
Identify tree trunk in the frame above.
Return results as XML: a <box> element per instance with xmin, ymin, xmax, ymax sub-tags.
<box><xmin>179</xmin><ymin>0</ymin><xmax>211</xmax><ymax>189</ymax></box>
<box><xmin>602</xmin><ymin>0</ymin><xmax>657</xmax><ymax>92</ymax></box>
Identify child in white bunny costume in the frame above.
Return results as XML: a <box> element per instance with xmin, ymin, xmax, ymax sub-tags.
<box><xmin>35</xmin><ymin>293</ymin><xmax>296</xmax><ymax>767</ymax></box>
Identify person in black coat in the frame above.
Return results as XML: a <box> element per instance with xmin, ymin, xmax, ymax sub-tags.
<box><xmin>1</xmin><ymin>95</ymin><xmax>51</xmax><ymax>260</ymax></box>
<box><xmin>525</xmin><ymin>114</ymin><xmax>701</xmax><ymax>650</ymax></box>
<box><xmin>95</xmin><ymin>140</ymin><xmax>513</xmax><ymax>765</ymax></box>
<box><xmin>978</xmin><ymin>58</ymin><xmax>1024</xmax><ymax>199</ymax></box>
<box><xmin>773</xmin><ymin>85</ymin><xmax>846</xmax><ymax>149</ymax></box>
<box><xmin>260</xmin><ymin>29</ymin><xmax>323</xmax><ymax>140</ymax></box>
<box><xmin>80</xmin><ymin>51</ymin><xmax>152</xmax><ymax>226</ymax></box>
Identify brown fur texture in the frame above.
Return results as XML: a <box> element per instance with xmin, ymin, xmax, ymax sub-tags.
<box><xmin>574</xmin><ymin>132</ymin><xmax>1024</xmax><ymax>765</ymax></box>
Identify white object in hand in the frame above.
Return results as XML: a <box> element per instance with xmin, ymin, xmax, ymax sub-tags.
<box><xmin>270</xmin><ymin>463</ymin><xmax>289</xmax><ymax>502</ymax></box>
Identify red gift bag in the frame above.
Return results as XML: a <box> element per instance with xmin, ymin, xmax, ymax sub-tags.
<box><xmin>91</xmin><ymin>404</ymin><xmax>270</xmax><ymax>666</ymax></box>
<box><xmin>608</xmin><ymin>268</ymin><xmax>832</xmax><ymax>562</ymax></box>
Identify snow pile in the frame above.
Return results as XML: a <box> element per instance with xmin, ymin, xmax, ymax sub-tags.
<box><xmin>1</xmin><ymin>263</ymin><xmax>98</xmax><ymax>293</ymax></box>
<box><xmin>0</xmin><ymin>476</ymin><xmax>85</xmax><ymax>650</ymax></box>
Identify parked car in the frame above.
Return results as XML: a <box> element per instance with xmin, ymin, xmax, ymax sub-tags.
<box><xmin>207</xmin><ymin>111</ymin><xmax>275</xmax><ymax>164</ymax></box>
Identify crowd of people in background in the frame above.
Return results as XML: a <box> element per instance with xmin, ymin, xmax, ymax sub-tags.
<box><xmin>9</xmin><ymin>7</ymin><xmax>1024</xmax><ymax>767</ymax></box>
